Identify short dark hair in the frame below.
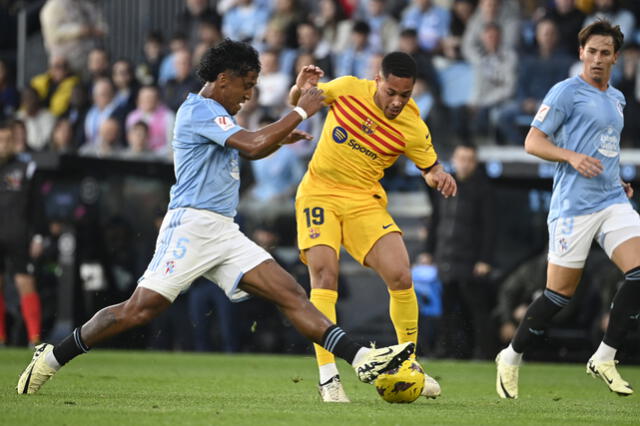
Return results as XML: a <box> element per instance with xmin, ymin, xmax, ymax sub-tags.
<box><xmin>352</xmin><ymin>21</ymin><xmax>371</xmax><ymax>35</ymax></box>
<box><xmin>578</xmin><ymin>19</ymin><xmax>624</xmax><ymax>53</ymax></box>
<box><xmin>197</xmin><ymin>39</ymin><xmax>261</xmax><ymax>82</ymax></box>
<box><xmin>381</xmin><ymin>51</ymin><xmax>417</xmax><ymax>80</ymax></box>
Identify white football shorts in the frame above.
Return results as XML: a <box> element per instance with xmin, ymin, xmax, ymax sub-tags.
<box><xmin>138</xmin><ymin>207</ymin><xmax>272</xmax><ymax>302</ymax></box>
<box><xmin>548</xmin><ymin>203</ymin><xmax>640</xmax><ymax>268</ymax></box>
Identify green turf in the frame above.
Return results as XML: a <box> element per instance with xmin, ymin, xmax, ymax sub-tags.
<box><xmin>1</xmin><ymin>349</ymin><xmax>638</xmax><ymax>425</ymax></box>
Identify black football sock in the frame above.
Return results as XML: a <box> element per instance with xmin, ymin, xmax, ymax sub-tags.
<box><xmin>321</xmin><ymin>325</ymin><xmax>361</xmax><ymax>364</ymax></box>
<box><xmin>511</xmin><ymin>288</ymin><xmax>570</xmax><ymax>353</ymax></box>
<box><xmin>603</xmin><ymin>266</ymin><xmax>640</xmax><ymax>349</ymax></box>
<box><xmin>53</xmin><ymin>327</ymin><xmax>90</xmax><ymax>366</ymax></box>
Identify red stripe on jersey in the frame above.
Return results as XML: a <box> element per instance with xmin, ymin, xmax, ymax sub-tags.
<box><xmin>337</xmin><ymin>98</ymin><xmax>405</xmax><ymax>153</ymax></box>
<box><xmin>346</xmin><ymin>95</ymin><xmax>405</xmax><ymax>140</ymax></box>
<box><xmin>333</xmin><ymin>101</ymin><xmax>402</xmax><ymax>154</ymax></box>
<box><xmin>330</xmin><ymin>106</ymin><xmax>390</xmax><ymax>156</ymax></box>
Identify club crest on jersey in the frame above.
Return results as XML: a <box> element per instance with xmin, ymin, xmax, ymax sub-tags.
<box><xmin>332</xmin><ymin>126</ymin><xmax>348</xmax><ymax>144</ymax></box>
<box><xmin>309</xmin><ymin>227</ymin><xmax>320</xmax><ymax>239</ymax></box>
<box><xmin>164</xmin><ymin>260</ymin><xmax>176</xmax><ymax>275</ymax></box>
<box><xmin>214</xmin><ymin>116</ymin><xmax>236</xmax><ymax>131</ymax></box>
<box><xmin>361</xmin><ymin>117</ymin><xmax>378</xmax><ymax>135</ymax></box>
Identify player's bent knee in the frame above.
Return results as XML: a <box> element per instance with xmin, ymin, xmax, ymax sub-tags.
<box><xmin>386</xmin><ymin>269</ymin><xmax>413</xmax><ymax>290</ymax></box>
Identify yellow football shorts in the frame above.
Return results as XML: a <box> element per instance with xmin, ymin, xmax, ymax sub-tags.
<box><xmin>295</xmin><ymin>188</ymin><xmax>402</xmax><ymax>265</ymax></box>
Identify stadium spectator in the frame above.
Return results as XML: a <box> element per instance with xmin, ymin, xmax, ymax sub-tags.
<box><xmin>158</xmin><ymin>32</ymin><xmax>189</xmax><ymax>87</ymax></box>
<box><xmin>120</xmin><ymin>120</ymin><xmax>158</xmax><ymax>161</ymax></box>
<box><xmin>540</xmin><ymin>0</ymin><xmax>587</xmax><ymax>55</ymax></box>
<box><xmin>111</xmin><ymin>60</ymin><xmax>139</xmax><ymax>119</ymax></box>
<box><xmin>360</xmin><ymin>0</ymin><xmax>400</xmax><ymax>53</ymax></box>
<box><xmin>256</xmin><ymin>51</ymin><xmax>291</xmax><ymax>116</ymax></box>
<box><xmin>618</xmin><ymin>42</ymin><xmax>640</xmax><ymax>147</ymax></box>
<box><xmin>16</xmin><ymin>87</ymin><xmax>56</xmax><ymax>152</ymax></box>
<box><xmin>334</xmin><ymin>21</ymin><xmax>375</xmax><ymax>80</ymax></box>
<box><xmin>462</xmin><ymin>0</ymin><xmax>520</xmax><ymax>60</ymax></box>
<box><xmin>176</xmin><ymin>0</ymin><xmax>221</xmax><ymax>48</ymax></box>
<box><xmin>30</xmin><ymin>55</ymin><xmax>79</xmax><ymax>117</ymax></box>
<box><xmin>222</xmin><ymin>0</ymin><xmax>270</xmax><ymax>44</ymax></box>
<box><xmin>192</xmin><ymin>18</ymin><xmax>224</xmax><ymax>67</ymax></box>
<box><xmin>162</xmin><ymin>49</ymin><xmax>200</xmax><ymax>113</ymax></box>
<box><xmin>583</xmin><ymin>0</ymin><xmax>636</xmax><ymax>45</ymax></box>
<box><xmin>10</xmin><ymin>120</ymin><xmax>29</xmax><ymax>159</ymax></box>
<box><xmin>80</xmin><ymin>117</ymin><xmax>123</xmax><ymax>158</ymax></box>
<box><xmin>125</xmin><ymin>86</ymin><xmax>175</xmax><ymax>156</ymax></box>
<box><xmin>85</xmin><ymin>47</ymin><xmax>111</xmax><ymax>89</ymax></box>
<box><xmin>425</xmin><ymin>144</ymin><xmax>495</xmax><ymax>359</ymax></box>
<box><xmin>257</xmin><ymin>23</ymin><xmax>298</xmax><ymax>77</ymax></box>
<box><xmin>0</xmin><ymin>59</ymin><xmax>19</xmax><ymax>122</ymax></box>
<box><xmin>0</xmin><ymin>121</ymin><xmax>43</xmax><ymax>346</ymax></box>
<box><xmin>39</xmin><ymin>0</ymin><xmax>107</xmax><ymax>74</ymax></box>
<box><xmin>83</xmin><ymin>77</ymin><xmax>125</xmax><ymax>147</ymax></box>
<box><xmin>466</xmin><ymin>22</ymin><xmax>517</xmax><ymax>141</ymax></box>
<box><xmin>441</xmin><ymin>0</ymin><xmax>476</xmax><ymax>60</ymax></box>
<box><xmin>313</xmin><ymin>0</ymin><xmax>349</xmax><ymax>50</ymax></box>
<box><xmin>296</xmin><ymin>22</ymin><xmax>334</xmax><ymax>78</ymax></box>
<box><xmin>496</xmin><ymin>18</ymin><xmax>573</xmax><ymax>145</ymax></box>
<box><xmin>401</xmin><ymin>0</ymin><xmax>451</xmax><ymax>54</ymax></box>
<box><xmin>267</xmin><ymin>0</ymin><xmax>304</xmax><ymax>44</ymax></box>
<box><xmin>397</xmin><ymin>28</ymin><xmax>441</xmax><ymax>103</ymax></box>
<box><xmin>63</xmin><ymin>84</ymin><xmax>90</xmax><ymax>150</ymax></box>
<box><xmin>136</xmin><ymin>31</ymin><xmax>165</xmax><ymax>86</ymax></box>
<box><xmin>49</xmin><ymin>117</ymin><xmax>75</xmax><ymax>154</ymax></box>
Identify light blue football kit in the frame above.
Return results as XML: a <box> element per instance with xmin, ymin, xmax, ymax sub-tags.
<box><xmin>139</xmin><ymin>93</ymin><xmax>272</xmax><ymax>301</ymax></box>
<box><xmin>532</xmin><ymin>75</ymin><xmax>640</xmax><ymax>267</ymax></box>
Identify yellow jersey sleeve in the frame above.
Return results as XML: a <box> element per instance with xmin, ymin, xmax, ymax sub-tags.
<box><xmin>403</xmin><ymin>114</ymin><xmax>438</xmax><ymax>170</ymax></box>
<box><xmin>318</xmin><ymin>76</ymin><xmax>361</xmax><ymax>105</ymax></box>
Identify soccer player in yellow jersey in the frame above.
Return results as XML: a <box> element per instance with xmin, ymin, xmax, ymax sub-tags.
<box><xmin>289</xmin><ymin>52</ymin><xmax>457</xmax><ymax>402</ymax></box>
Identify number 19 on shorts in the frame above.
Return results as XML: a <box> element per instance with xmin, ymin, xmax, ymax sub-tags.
<box><xmin>303</xmin><ymin>207</ymin><xmax>324</xmax><ymax>227</ymax></box>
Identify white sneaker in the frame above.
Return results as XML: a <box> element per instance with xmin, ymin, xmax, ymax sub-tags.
<box><xmin>495</xmin><ymin>349</ymin><xmax>519</xmax><ymax>399</ymax></box>
<box><xmin>17</xmin><ymin>343</ymin><xmax>57</xmax><ymax>394</ymax></box>
<box><xmin>587</xmin><ymin>358</ymin><xmax>633</xmax><ymax>396</ymax></box>
<box><xmin>421</xmin><ymin>373</ymin><xmax>441</xmax><ymax>399</ymax></box>
<box><xmin>318</xmin><ymin>375</ymin><xmax>350</xmax><ymax>402</ymax></box>
<box><xmin>354</xmin><ymin>342</ymin><xmax>415</xmax><ymax>383</ymax></box>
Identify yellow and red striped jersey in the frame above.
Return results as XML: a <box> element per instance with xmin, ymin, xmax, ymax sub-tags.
<box><xmin>301</xmin><ymin>76</ymin><xmax>437</xmax><ymax>193</ymax></box>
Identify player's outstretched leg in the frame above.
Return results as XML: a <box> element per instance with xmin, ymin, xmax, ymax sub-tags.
<box><xmin>495</xmin><ymin>348</ymin><xmax>520</xmax><ymax>399</ymax></box>
<box><xmin>239</xmin><ymin>259</ymin><xmax>414</xmax><ymax>383</ymax></box>
<box><xmin>17</xmin><ymin>287</ymin><xmax>171</xmax><ymax>395</ymax></box>
<box><xmin>586</xmin><ymin>357</ymin><xmax>633</xmax><ymax>396</ymax></box>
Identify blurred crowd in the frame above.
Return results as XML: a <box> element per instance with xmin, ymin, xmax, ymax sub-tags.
<box><xmin>0</xmin><ymin>0</ymin><xmax>639</xmax><ymax>359</ymax></box>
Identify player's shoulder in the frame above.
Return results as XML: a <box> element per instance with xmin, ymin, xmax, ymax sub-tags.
<box><xmin>608</xmin><ymin>84</ymin><xmax>626</xmax><ymax>104</ymax></box>
<box><xmin>544</xmin><ymin>76</ymin><xmax>580</xmax><ymax>104</ymax></box>
<box><xmin>322</xmin><ymin>75</ymin><xmax>371</xmax><ymax>93</ymax></box>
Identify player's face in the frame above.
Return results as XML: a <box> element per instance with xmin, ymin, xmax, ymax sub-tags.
<box><xmin>579</xmin><ymin>35</ymin><xmax>618</xmax><ymax>85</ymax></box>
<box><xmin>221</xmin><ymin>70</ymin><xmax>258</xmax><ymax>115</ymax></box>
<box><xmin>374</xmin><ymin>74</ymin><xmax>414</xmax><ymax>120</ymax></box>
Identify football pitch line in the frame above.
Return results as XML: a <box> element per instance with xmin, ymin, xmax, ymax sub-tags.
<box><xmin>1</xmin><ymin>349</ymin><xmax>638</xmax><ymax>425</ymax></box>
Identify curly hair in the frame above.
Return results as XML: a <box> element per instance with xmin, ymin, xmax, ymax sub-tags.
<box><xmin>196</xmin><ymin>39</ymin><xmax>261</xmax><ymax>83</ymax></box>
<box><xmin>381</xmin><ymin>51</ymin><xmax>417</xmax><ymax>81</ymax></box>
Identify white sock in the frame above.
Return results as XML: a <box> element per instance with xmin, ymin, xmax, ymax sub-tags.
<box><xmin>318</xmin><ymin>363</ymin><xmax>339</xmax><ymax>384</ymax></box>
<box><xmin>45</xmin><ymin>349</ymin><xmax>61</xmax><ymax>371</ymax></box>
<box><xmin>351</xmin><ymin>347</ymin><xmax>370</xmax><ymax>367</ymax></box>
<box><xmin>500</xmin><ymin>344</ymin><xmax>523</xmax><ymax>366</ymax></box>
<box><xmin>591</xmin><ymin>341</ymin><xmax>617</xmax><ymax>362</ymax></box>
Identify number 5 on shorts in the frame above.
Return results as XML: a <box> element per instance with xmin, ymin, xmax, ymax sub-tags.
<box><xmin>303</xmin><ymin>207</ymin><xmax>324</xmax><ymax>227</ymax></box>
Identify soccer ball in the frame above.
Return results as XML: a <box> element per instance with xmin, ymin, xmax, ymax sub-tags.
<box><xmin>375</xmin><ymin>359</ymin><xmax>425</xmax><ymax>403</ymax></box>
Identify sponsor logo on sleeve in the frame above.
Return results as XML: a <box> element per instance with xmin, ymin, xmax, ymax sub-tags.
<box><xmin>534</xmin><ymin>104</ymin><xmax>550</xmax><ymax>123</ymax></box>
<box><xmin>215</xmin><ymin>116</ymin><xmax>236</xmax><ymax>131</ymax></box>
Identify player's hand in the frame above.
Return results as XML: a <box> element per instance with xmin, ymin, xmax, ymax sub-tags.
<box><xmin>295</xmin><ymin>65</ymin><xmax>324</xmax><ymax>90</ymax></box>
<box><xmin>568</xmin><ymin>152</ymin><xmax>603</xmax><ymax>178</ymax></box>
<box><xmin>622</xmin><ymin>180</ymin><xmax>633</xmax><ymax>198</ymax></box>
<box><xmin>425</xmin><ymin>168</ymin><xmax>457</xmax><ymax>198</ymax></box>
<box><xmin>280</xmin><ymin>129</ymin><xmax>313</xmax><ymax>145</ymax></box>
<box><xmin>297</xmin><ymin>87</ymin><xmax>325</xmax><ymax>118</ymax></box>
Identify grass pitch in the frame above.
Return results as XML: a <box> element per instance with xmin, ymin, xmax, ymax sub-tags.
<box><xmin>1</xmin><ymin>349</ymin><xmax>638</xmax><ymax>425</ymax></box>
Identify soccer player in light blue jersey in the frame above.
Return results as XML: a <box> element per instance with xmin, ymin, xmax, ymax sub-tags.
<box><xmin>16</xmin><ymin>39</ymin><xmax>415</xmax><ymax>395</ymax></box>
<box><xmin>496</xmin><ymin>20</ymin><xmax>640</xmax><ymax>399</ymax></box>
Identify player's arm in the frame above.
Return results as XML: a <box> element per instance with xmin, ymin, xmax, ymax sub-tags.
<box><xmin>621</xmin><ymin>179</ymin><xmax>633</xmax><ymax>198</ymax></box>
<box><xmin>422</xmin><ymin>163</ymin><xmax>457</xmax><ymax>198</ymax></box>
<box><xmin>288</xmin><ymin>65</ymin><xmax>324</xmax><ymax>106</ymax></box>
<box><xmin>525</xmin><ymin>126</ymin><xmax>603</xmax><ymax>178</ymax></box>
<box><xmin>227</xmin><ymin>87</ymin><xmax>324</xmax><ymax>160</ymax></box>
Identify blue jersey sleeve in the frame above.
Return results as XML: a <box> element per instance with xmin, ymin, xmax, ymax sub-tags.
<box><xmin>531</xmin><ymin>81</ymin><xmax>574</xmax><ymax>139</ymax></box>
<box><xmin>192</xmin><ymin>100</ymin><xmax>243</xmax><ymax>146</ymax></box>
